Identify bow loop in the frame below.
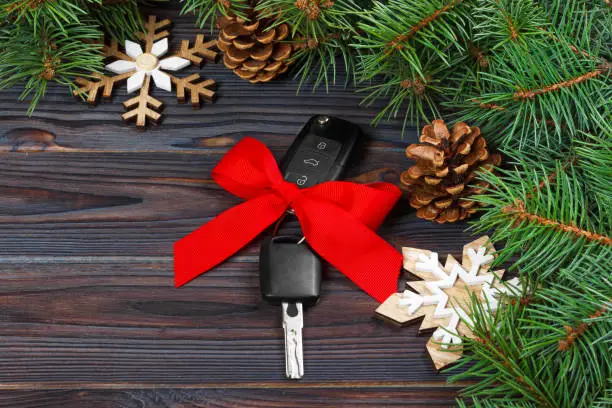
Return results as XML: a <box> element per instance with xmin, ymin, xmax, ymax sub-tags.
<box><xmin>175</xmin><ymin>137</ymin><xmax>403</xmax><ymax>302</ymax></box>
<box><xmin>212</xmin><ymin>137</ymin><xmax>284</xmax><ymax>200</ymax></box>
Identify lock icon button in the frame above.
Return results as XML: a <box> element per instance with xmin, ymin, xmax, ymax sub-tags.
<box><xmin>285</xmin><ymin>172</ymin><xmax>317</xmax><ymax>188</ymax></box>
<box><xmin>309</xmin><ymin>136</ymin><xmax>340</xmax><ymax>157</ymax></box>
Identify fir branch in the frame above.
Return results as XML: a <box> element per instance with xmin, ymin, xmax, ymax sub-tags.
<box><xmin>290</xmin><ymin>33</ymin><xmax>355</xmax><ymax>90</ymax></box>
<box><xmin>471</xmin><ymin>158</ymin><xmax>611</xmax><ymax>279</ymax></box>
<box><xmin>256</xmin><ymin>0</ymin><xmax>357</xmax><ymax>39</ymax></box>
<box><xmin>573</xmin><ymin>130</ymin><xmax>612</xmax><ymax>210</ymax></box>
<box><xmin>385</xmin><ymin>0</ymin><xmax>464</xmax><ymax>51</ymax></box>
<box><xmin>513</xmin><ymin>62</ymin><xmax>611</xmax><ymax>100</ymax></box>
<box><xmin>87</xmin><ymin>0</ymin><xmax>145</xmax><ymax>42</ymax></box>
<box><xmin>0</xmin><ymin>19</ymin><xmax>103</xmax><ymax>114</ymax></box>
<box><xmin>501</xmin><ymin>200</ymin><xmax>612</xmax><ymax>245</ymax></box>
<box><xmin>256</xmin><ymin>0</ymin><xmax>360</xmax><ymax>89</ymax></box>
<box><xmin>593</xmin><ymin>385</ymin><xmax>612</xmax><ymax>408</ymax></box>
<box><xmin>352</xmin><ymin>0</ymin><xmax>471</xmax><ymax>81</ymax></box>
<box><xmin>458</xmin><ymin>398</ymin><xmax>536</xmax><ymax>408</ymax></box>
<box><xmin>1</xmin><ymin>0</ymin><xmax>97</xmax><ymax>33</ymax></box>
<box><xmin>472</xmin><ymin>98</ymin><xmax>505</xmax><ymax>111</ymax></box>
<box><xmin>455</xmin><ymin>41</ymin><xmax>611</xmax><ymax>150</ymax></box>
<box><xmin>537</xmin><ymin>27</ymin><xmax>603</xmax><ymax>62</ymax></box>
<box><xmin>557</xmin><ymin>303</ymin><xmax>608</xmax><ymax>351</ymax></box>
<box><xmin>451</xmin><ymin>291</ymin><xmax>560</xmax><ymax>407</ymax></box>
<box><xmin>453</xmin><ymin>264</ymin><xmax>611</xmax><ymax>408</ymax></box>
<box><xmin>519</xmin><ymin>265</ymin><xmax>611</xmax><ymax>408</ymax></box>
<box><xmin>350</xmin><ymin>0</ymin><xmax>474</xmax><ymax>129</ymax></box>
<box><xmin>539</xmin><ymin>0</ymin><xmax>612</xmax><ymax>60</ymax></box>
<box><xmin>356</xmin><ymin>50</ymin><xmax>457</xmax><ymax>135</ymax></box>
<box><xmin>472</xmin><ymin>0</ymin><xmax>549</xmax><ymax>50</ymax></box>
<box><xmin>524</xmin><ymin>154</ymin><xmax>575</xmax><ymax>199</ymax></box>
<box><xmin>180</xmin><ymin>0</ymin><xmax>249</xmax><ymax>28</ymax></box>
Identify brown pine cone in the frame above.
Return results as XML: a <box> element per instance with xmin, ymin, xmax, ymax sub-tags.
<box><xmin>401</xmin><ymin>119</ymin><xmax>501</xmax><ymax>223</ymax></box>
<box><xmin>217</xmin><ymin>14</ymin><xmax>293</xmax><ymax>84</ymax></box>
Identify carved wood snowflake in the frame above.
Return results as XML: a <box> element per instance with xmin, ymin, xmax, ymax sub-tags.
<box><xmin>74</xmin><ymin>15</ymin><xmax>218</xmax><ymax>129</ymax></box>
<box><xmin>376</xmin><ymin>236</ymin><xmax>521</xmax><ymax>370</ymax></box>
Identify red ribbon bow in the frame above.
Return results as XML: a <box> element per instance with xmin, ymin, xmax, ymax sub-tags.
<box><xmin>174</xmin><ymin>137</ymin><xmax>402</xmax><ymax>302</ymax></box>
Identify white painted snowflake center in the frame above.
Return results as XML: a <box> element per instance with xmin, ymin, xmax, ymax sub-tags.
<box><xmin>136</xmin><ymin>53</ymin><xmax>159</xmax><ymax>71</ymax></box>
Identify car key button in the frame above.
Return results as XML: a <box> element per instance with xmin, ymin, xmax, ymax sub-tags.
<box><xmin>305</xmin><ymin>135</ymin><xmax>341</xmax><ymax>157</ymax></box>
<box><xmin>285</xmin><ymin>149</ymin><xmax>333</xmax><ymax>175</ymax></box>
<box><xmin>279</xmin><ymin>116</ymin><xmax>364</xmax><ymax>184</ymax></box>
<box><xmin>285</xmin><ymin>172</ymin><xmax>318</xmax><ymax>187</ymax></box>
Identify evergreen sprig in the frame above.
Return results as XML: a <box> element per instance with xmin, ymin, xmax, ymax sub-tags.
<box><xmin>88</xmin><ymin>0</ymin><xmax>147</xmax><ymax>42</ymax></box>
<box><xmin>351</xmin><ymin>0</ymin><xmax>471</xmax><ymax>80</ymax></box>
<box><xmin>1</xmin><ymin>0</ymin><xmax>96</xmax><ymax>33</ymax></box>
<box><xmin>471</xmin><ymin>0</ymin><xmax>549</xmax><ymax>51</ymax></box>
<box><xmin>471</xmin><ymin>154</ymin><xmax>611</xmax><ymax>280</ymax></box>
<box><xmin>357</xmin><ymin>48</ymin><xmax>457</xmax><ymax>133</ymax></box>
<box><xmin>0</xmin><ymin>19</ymin><xmax>103</xmax><ymax>114</ymax></box>
<box><xmin>0</xmin><ymin>0</ymin><xmax>150</xmax><ymax>113</ymax></box>
<box><xmin>180</xmin><ymin>0</ymin><xmax>249</xmax><ymax>29</ymax></box>
<box><xmin>290</xmin><ymin>34</ymin><xmax>355</xmax><ymax>90</ymax></box>
<box><xmin>539</xmin><ymin>0</ymin><xmax>611</xmax><ymax>60</ymax></box>
<box><xmin>455</xmin><ymin>41</ymin><xmax>611</xmax><ymax>150</ymax></box>
<box><xmin>573</xmin><ymin>130</ymin><xmax>612</xmax><ymax>213</ymax></box>
<box><xmin>351</xmin><ymin>0</ymin><xmax>611</xmax><ymax>148</ymax></box>
<box><xmin>454</xmin><ymin>122</ymin><xmax>611</xmax><ymax>406</ymax></box>
<box><xmin>256</xmin><ymin>0</ymin><xmax>360</xmax><ymax>89</ymax></box>
<box><xmin>451</xmin><ymin>257</ymin><xmax>611</xmax><ymax>408</ymax></box>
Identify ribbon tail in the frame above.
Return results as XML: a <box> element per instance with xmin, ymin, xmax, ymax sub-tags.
<box><xmin>174</xmin><ymin>194</ymin><xmax>287</xmax><ymax>287</ymax></box>
<box><xmin>294</xmin><ymin>198</ymin><xmax>402</xmax><ymax>303</ymax></box>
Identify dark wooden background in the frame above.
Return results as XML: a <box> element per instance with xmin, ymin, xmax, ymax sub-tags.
<box><xmin>0</xmin><ymin>4</ymin><xmax>477</xmax><ymax>407</ymax></box>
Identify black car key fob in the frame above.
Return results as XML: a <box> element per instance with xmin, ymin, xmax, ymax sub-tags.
<box><xmin>259</xmin><ymin>236</ymin><xmax>322</xmax><ymax>307</ymax></box>
<box><xmin>280</xmin><ymin>115</ymin><xmax>365</xmax><ymax>187</ymax></box>
<box><xmin>258</xmin><ymin>116</ymin><xmax>365</xmax><ymax>379</ymax></box>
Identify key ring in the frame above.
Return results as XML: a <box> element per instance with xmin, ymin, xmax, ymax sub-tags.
<box><xmin>271</xmin><ymin>209</ymin><xmax>305</xmax><ymax>244</ymax></box>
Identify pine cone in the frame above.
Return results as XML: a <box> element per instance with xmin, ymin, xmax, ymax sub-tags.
<box><xmin>401</xmin><ymin>119</ymin><xmax>501</xmax><ymax>223</ymax></box>
<box><xmin>217</xmin><ymin>14</ymin><xmax>293</xmax><ymax>84</ymax></box>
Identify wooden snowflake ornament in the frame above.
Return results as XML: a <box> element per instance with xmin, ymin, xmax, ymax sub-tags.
<box><xmin>376</xmin><ymin>236</ymin><xmax>521</xmax><ymax>370</ymax></box>
<box><xmin>74</xmin><ymin>16</ymin><xmax>218</xmax><ymax>129</ymax></box>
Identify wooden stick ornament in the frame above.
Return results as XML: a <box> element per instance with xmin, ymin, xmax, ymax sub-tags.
<box><xmin>376</xmin><ymin>236</ymin><xmax>522</xmax><ymax>370</ymax></box>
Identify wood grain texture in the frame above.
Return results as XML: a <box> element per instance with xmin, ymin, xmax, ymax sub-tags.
<box><xmin>0</xmin><ymin>149</ymin><xmax>474</xmax><ymax>257</ymax></box>
<box><xmin>0</xmin><ymin>387</ymin><xmax>462</xmax><ymax>408</ymax></box>
<box><xmin>0</xmin><ymin>2</ymin><xmax>474</xmax><ymax>406</ymax></box>
<box><xmin>0</xmin><ymin>261</ymin><xmax>472</xmax><ymax>384</ymax></box>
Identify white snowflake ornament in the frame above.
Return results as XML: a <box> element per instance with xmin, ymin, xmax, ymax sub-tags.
<box><xmin>375</xmin><ymin>236</ymin><xmax>523</xmax><ymax>370</ymax></box>
<box><xmin>105</xmin><ymin>38</ymin><xmax>191</xmax><ymax>93</ymax></box>
<box><xmin>74</xmin><ymin>15</ymin><xmax>218</xmax><ymax>129</ymax></box>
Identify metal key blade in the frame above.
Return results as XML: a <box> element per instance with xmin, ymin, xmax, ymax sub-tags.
<box><xmin>282</xmin><ymin>301</ymin><xmax>304</xmax><ymax>379</ymax></box>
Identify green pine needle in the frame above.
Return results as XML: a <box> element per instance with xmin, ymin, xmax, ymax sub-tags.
<box><xmin>180</xmin><ymin>0</ymin><xmax>249</xmax><ymax>29</ymax></box>
<box><xmin>0</xmin><ymin>18</ymin><xmax>103</xmax><ymax>114</ymax></box>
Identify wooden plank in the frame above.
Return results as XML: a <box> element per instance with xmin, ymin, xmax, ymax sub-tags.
<box><xmin>0</xmin><ymin>387</ymin><xmax>461</xmax><ymax>407</ymax></box>
<box><xmin>0</xmin><ymin>79</ymin><xmax>417</xmax><ymax>152</ymax></box>
<box><xmin>0</xmin><ymin>150</ymin><xmax>475</xmax><ymax>258</ymax></box>
<box><xmin>0</xmin><ymin>262</ymin><xmax>463</xmax><ymax>384</ymax></box>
